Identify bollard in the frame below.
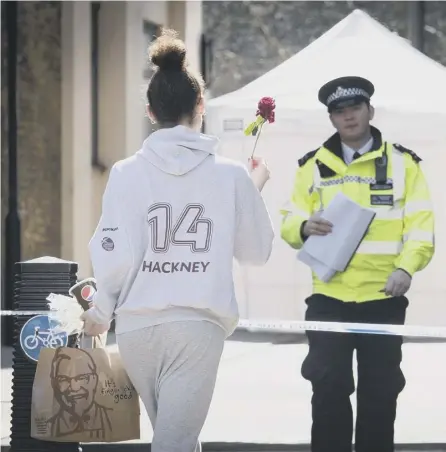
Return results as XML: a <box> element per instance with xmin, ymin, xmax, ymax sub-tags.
<box><xmin>10</xmin><ymin>256</ymin><xmax>81</xmax><ymax>452</ymax></box>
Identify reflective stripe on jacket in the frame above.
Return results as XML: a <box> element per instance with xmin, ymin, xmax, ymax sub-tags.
<box><xmin>280</xmin><ymin>127</ymin><xmax>435</xmax><ymax>302</ymax></box>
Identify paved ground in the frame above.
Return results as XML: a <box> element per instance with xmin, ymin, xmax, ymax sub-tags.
<box><xmin>2</xmin><ymin>331</ymin><xmax>446</xmax><ymax>451</ymax></box>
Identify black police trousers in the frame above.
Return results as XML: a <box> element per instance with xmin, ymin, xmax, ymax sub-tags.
<box><xmin>301</xmin><ymin>294</ymin><xmax>408</xmax><ymax>452</ymax></box>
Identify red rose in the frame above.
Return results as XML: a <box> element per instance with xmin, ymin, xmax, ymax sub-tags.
<box><xmin>256</xmin><ymin>97</ymin><xmax>276</xmax><ymax>123</ymax></box>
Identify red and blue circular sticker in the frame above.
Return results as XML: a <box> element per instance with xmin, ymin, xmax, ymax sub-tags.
<box><xmin>81</xmin><ymin>284</ymin><xmax>96</xmax><ymax>302</ymax></box>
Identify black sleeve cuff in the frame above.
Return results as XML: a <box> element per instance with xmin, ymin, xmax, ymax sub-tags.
<box><xmin>300</xmin><ymin>221</ymin><xmax>308</xmax><ymax>243</ymax></box>
<box><xmin>397</xmin><ymin>268</ymin><xmax>412</xmax><ymax>278</ymax></box>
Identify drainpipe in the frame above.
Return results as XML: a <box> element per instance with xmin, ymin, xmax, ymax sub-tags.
<box><xmin>4</xmin><ymin>0</ymin><xmax>21</xmax><ymax>346</ymax></box>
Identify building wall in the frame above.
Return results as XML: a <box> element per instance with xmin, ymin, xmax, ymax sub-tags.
<box><xmin>1</xmin><ymin>2</ymin><xmax>62</xmax><ymax>271</ymax></box>
<box><xmin>60</xmin><ymin>1</ymin><xmax>93</xmax><ymax>276</ymax></box>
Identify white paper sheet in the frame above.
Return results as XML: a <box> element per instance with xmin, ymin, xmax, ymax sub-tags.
<box><xmin>297</xmin><ymin>192</ymin><xmax>376</xmax><ymax>282</ymax></box>
<box><xmin>298</xmin><ymin>249</ymin><xmax>337</xmax><ymax>282</ymax></box>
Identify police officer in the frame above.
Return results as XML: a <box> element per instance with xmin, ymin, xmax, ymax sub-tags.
<box><xmin>280</xmin><ymin>76</ymin><xmax>435</xmax><ymax>452</ymax></box>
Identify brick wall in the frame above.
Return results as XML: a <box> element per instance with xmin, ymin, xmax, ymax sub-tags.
<box><xmin>203</xmin><ymin>1</ymin><xmax>446</xmax><ymax>96</ymax></box>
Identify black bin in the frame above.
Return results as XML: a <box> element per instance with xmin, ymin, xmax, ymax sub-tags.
<box><xmin>10</xmin><ymin>256</ymin><xmax>81</xmax><ymax>452</ymax></box>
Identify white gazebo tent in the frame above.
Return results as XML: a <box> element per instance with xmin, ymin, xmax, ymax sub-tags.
<box><xmin>207</xmin><ymin>9</ymin><xmax>446</xmax><ymax>326</ymax></box>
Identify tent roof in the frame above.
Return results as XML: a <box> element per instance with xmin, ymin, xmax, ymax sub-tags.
<box><xmin>208</xmin><ymin>9</ymin><xmax>446</xmax><ymax>115</ymax></box>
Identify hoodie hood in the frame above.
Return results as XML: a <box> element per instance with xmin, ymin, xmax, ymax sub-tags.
<box><xmin>139</xmin><ymin>125</ymin><xmax>219</xmax><ymax>176</ymax></box>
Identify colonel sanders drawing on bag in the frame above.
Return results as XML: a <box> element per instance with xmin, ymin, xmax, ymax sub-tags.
<box><xmin>48</xmin><ymin>348</ymin><xmax>112</xmax><ymax>439</ymax></box>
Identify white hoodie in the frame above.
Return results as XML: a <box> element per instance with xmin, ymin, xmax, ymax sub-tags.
<box><xmin>88</xmin><ymin>126</ymin><xmax>274</xmax><ymax>337</ymax></box>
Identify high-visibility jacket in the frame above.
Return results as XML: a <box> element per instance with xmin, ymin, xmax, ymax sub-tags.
<box><xmin>280</xmin><ymin>127</ymin><xmax>435</xmax><ymax>302</ymax></box>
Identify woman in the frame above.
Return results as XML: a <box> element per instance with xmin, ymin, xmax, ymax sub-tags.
<box><xmin>81</xmin><ymin>29</ymin><xmax>274</xmax><ymax>452</ymax></box>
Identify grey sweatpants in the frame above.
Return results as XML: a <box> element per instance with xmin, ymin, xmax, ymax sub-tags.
<box><xmin>117</xmin><ymin>321</ymin><xmax>225</xmax><ymax>452</ymax></box>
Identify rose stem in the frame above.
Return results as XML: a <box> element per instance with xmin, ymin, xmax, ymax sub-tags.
<box><xmin>251</xmin><ymin>120</ymin><xmax>265</xmax><ymax>159</ymax></box>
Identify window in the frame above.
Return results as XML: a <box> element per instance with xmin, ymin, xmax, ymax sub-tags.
<box><xmin>91</xmin><ymin>1</ymin><xmax>105</xmax><ymax>171</ymax></box>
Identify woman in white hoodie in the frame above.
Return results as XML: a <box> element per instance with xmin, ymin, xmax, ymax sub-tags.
<box><xmin>81</xmin><ymin>29</ymin><xmax>274</xmax><ymax>452</ymax></box>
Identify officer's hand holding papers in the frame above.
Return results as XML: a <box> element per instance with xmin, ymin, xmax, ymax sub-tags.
<box><xmin>302</xmin><ymin>211</ymin><xmax>333</xmax><ymax>237</ymax></box>
<box><xmin>297</xmin><ymin>192</ymin><xmax>376</xmax><ymax>282</ymax></box>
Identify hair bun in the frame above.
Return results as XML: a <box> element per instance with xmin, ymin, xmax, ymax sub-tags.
<box><xmin>149</xmin><ymin>29</ymin><xmax>187</xmax><ymax>72</ymax></box>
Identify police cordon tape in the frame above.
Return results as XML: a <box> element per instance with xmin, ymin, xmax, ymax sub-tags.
<box><xmin>2</xmin><ymin>310</ymin><xmax>446</xmax><ymax>338</ymax></box>
<box><xmin>2</xmin><ymin>310</ymin><xmax>52</xmax><ymax>316</ymax></box>
<box><xmin>237</xmin><ymin>319</ymin><xmax>446</xmax><ymax>338</ymax></box>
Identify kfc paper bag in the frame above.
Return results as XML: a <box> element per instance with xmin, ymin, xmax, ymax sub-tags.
<box><xmin>31</xmin><ymin>345</ymin><xmax>140</xmax><ymax>443</ymax></box>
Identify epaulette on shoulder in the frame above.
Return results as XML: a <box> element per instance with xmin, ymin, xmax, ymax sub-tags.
<box><xmin>298</xmin><ymin>148</ymin><xmax>319</xmax><ymax>167</ymax></box>
<box><xmin>393</xmin><ymin>143</ymin><xmax>422</xmax><ymax>163</ymax></box>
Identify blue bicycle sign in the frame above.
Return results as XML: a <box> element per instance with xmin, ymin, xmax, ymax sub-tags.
<box><xmin>20</xmin><ymin>315</ymin><xmax>68</xmax><ymax>362</ymax></box>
